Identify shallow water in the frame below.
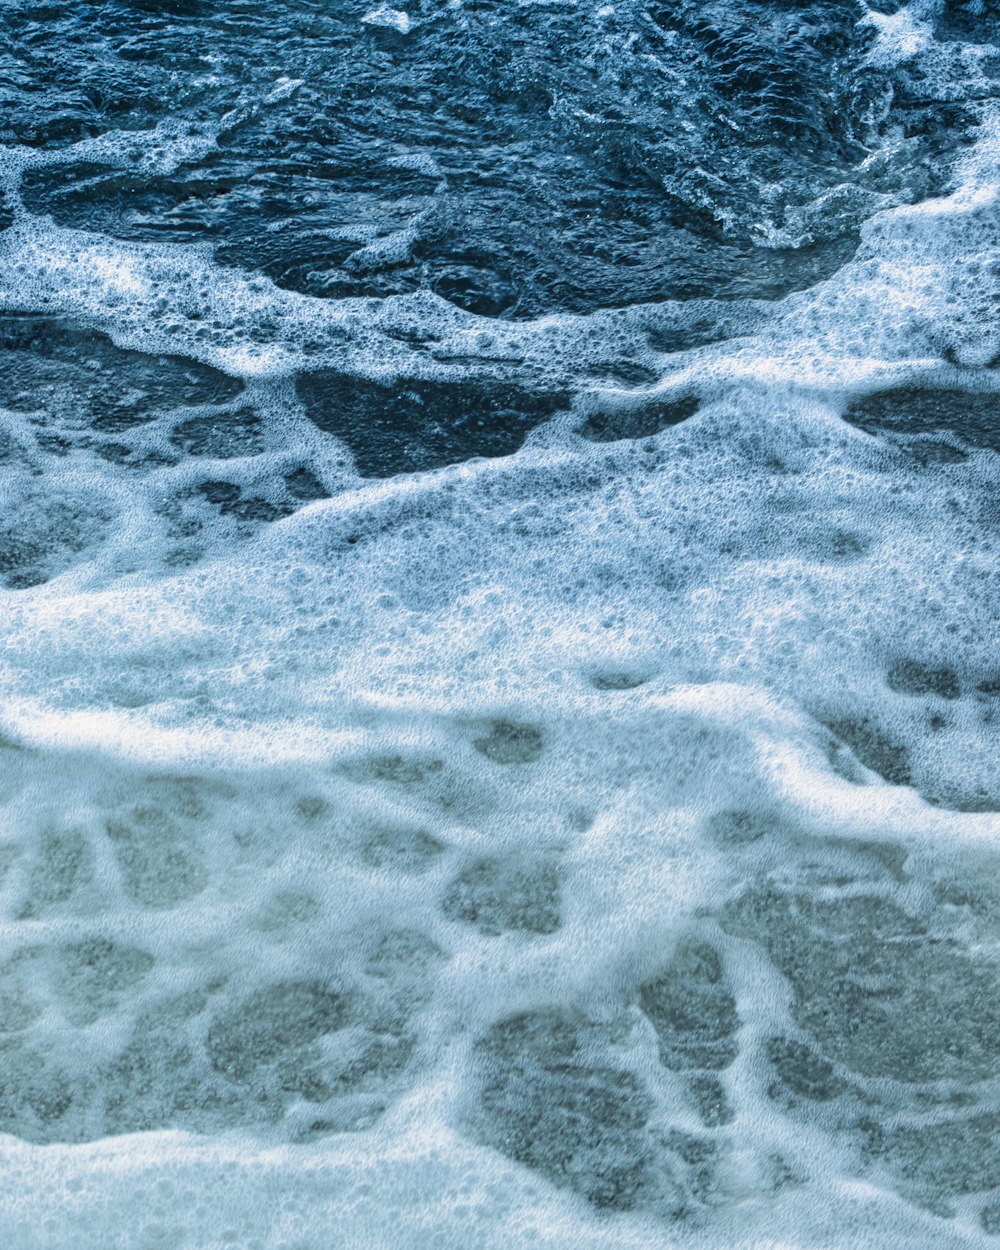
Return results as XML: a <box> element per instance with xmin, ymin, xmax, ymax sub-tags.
<box><xmin>0</xmin><ymin>2</ymin><xmax>999</xmax><ymax>1247</ymax></box>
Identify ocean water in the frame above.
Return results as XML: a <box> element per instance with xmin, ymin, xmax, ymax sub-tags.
<box><xmin>0</xmin><ymin>1</ymin><xmax>999</xmax><ymax>1246</ymax></box>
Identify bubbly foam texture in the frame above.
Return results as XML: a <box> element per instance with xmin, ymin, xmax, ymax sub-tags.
<box><xmin>2</xmin><ymin>4</ymin><xmax>1000</xmax><ymax>1248</ymax></box>
<box><xmin>1</xmin><ymin>703</ymin><xmax>999</xmax><ymax>1247</ymax></box>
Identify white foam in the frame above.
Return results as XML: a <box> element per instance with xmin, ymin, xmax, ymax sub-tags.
<box><xmin>0</xmin><ymin>1127</ymin><xmax>988</xmax><ymax>1250</ymax></box>
<box><xmin>1</xmin><ymin>12</ymin><xmax>1000</xmax><ymax>1249</ymax></box>
<box><xmin>861</xmin><ymin>2</ymin><xmax>936</xmax><ymax>69</ymax></box>
<box><xmin>362</xmin><ymin>7</ymin><xmax>414</xmax><ymax>34</ymax></box>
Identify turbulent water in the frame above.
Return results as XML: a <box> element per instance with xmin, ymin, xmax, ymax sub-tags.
<box><xmin>0</xmin><ymin>1</ymin><xmax>999</xmax><ymax>1246</ymax></box>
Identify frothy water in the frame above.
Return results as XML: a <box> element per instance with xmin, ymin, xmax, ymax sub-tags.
<box><xmin>1</xmin><ymin>2</ymin><xmax>999</xmax><ymax>1247</ymax></box>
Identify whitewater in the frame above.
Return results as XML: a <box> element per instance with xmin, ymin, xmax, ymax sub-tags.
<box><xmin>0</xmin><ymin>1</ymin><xmax>999</xmax><ymax>1247</ymax></box>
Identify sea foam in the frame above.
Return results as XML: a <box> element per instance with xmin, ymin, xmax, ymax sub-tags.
<box><xmin>1</xmin><ymin>2</ymin><xmax>999</xmax><ymax>1247</ymax></box>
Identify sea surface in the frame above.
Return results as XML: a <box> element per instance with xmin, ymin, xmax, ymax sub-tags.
<box><xmin>0</xmin><ymin>2</ymin><xmax>999</xmax><ymax>1246</ymax></box>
